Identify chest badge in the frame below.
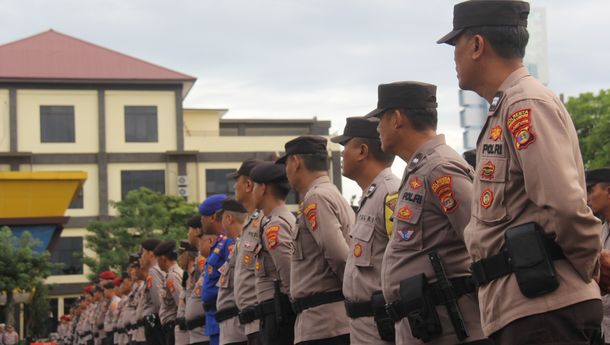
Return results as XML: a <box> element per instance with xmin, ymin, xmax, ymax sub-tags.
<box><xmin>481</xmin><ymin>160</ymin><xmax>496</xmax><ymax>180</ymax></box>
<box><xmin>480</xmin><ymin>189</ymin><xmax>494</xmax><ymax>209</ymax></box>
<box><xmin>398</xmin><ymin>229</ymin><xmax>416</xmax><ymax>241</ymax></box>
<box><xmin>489</xmin><ymin>126</ymin><xmax>502</xmax><ymax>141</ymax></box>
<box><xmin>243</xmin><ymin>254</ymin><xmax>251</xmax><ymax>264</ymax></box>
<box><xmin>408</xmin><ymin>177</ymin><xmax>423</xmax><ymax>190</ymax></box>
<box><xmin>396</xmin><ymin>205</ymin><xmax>413</xmax><ymax>221</ymax></box>
<box><xmin>353</xmin><ymin>243</ymin><xmax>363</xmax><ymax>257</ymax></box>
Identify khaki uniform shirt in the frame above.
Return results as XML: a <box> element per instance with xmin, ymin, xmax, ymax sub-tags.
<box><xmin>159</xmin><ymin>263</ymin><xmax>183</xmax><ymax>325</ymax></box>
<box><xmin>343</xmin><ymin>167</ymin><xmax>399</xmax><ymax>345</ymax></box>
<box><xmin>96</xmin><ymin>299</ymin><xmax>108</xmax><ymax>344</ymax></box>
<box><xmin>185</xmin><ymin>266</ymin><xmax>210</xmax><ymax>344</ymax></box>
<box><xmin>141</xmin><ymin>264</ymin><xmax>165</xmax><ymax>317</ymax></box>
<box><xmin>218</xmin><ymin>240</ymin><xmax>247</xmax><ymax>344</ymax></box>
<box><xmin>464</xmin><ymin>66</ymin><xmax>602</xmax><ymax>336</ymax></box>
<box><xmin>175</xmin><ymin>285</ymin><xmax>189</xmax><ymax>345</ymax></box>
<box><xmin>291</xmin><ymin>175</ymin><xmax>355</xmax><ymax>343</ymax></box>
<box><xmin>254</xmin><ymin>205</ymin><xmax>296</xmax><ymax>302</ymax></box>
<box><xmin>116</xmin><ymin>295</ymin><xmax>130</xmax><ymax>345</ymax></box>
<box><xmin>133</xmin><ymin>281</ymin><xmax>147</xmax><ymax>342</ymax></box>
<box><xmin>104</xmin><ymin>295</ymin><xmax>120</xmax><ymax>333</ymax></box>
<box><xmin>381</xmin><ymin>135</ymin><xmax>486</xmax><ymax>344</ymax></box>
<box><xmin>233</xmin><ymin>210</ymin><xmax>264</xmax><ymax>335</ymax></box>
<box><xmin>602</xmin><ymin>222</ymin><xmax>610</xmax><ymax>343</ymax></box>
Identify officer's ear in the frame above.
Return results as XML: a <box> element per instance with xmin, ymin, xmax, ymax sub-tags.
<box><xmin>358</xmin><ymin>139</ymin><xmax>369</xmax><ymax>160</ymax></box>
<box><xmin>471</xmin><ymin>34</ymin><xmax>485</xmax><ymax>60</ymax></box>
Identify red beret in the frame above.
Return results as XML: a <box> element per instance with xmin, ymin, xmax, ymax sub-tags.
<box><xmin>99</xmin><ymin>271</ymin><xmax>116</xmax><ymax>281</ymax></box>
<box><xmin>113</xmin><ymin>277</ymin><xmax>122</xmax><ymax>287</ymax></box>
<box><xmin>83</xmin><ymin>285</ymin><xmax>94</xmax><ymax>294</ymax></box>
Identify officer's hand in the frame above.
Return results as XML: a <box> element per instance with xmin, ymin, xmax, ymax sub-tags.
<box><xmin>598</xmin><ymin>249</ymin><xmax>610</xmax><ymax>295</ymax></box>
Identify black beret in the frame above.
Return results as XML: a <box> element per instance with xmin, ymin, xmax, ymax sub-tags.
<box><xmin>121</xmin><ymin>271</ymin><xmax>130</xmax><ymax>279</ymax></box>
<box><xmin>250</xmin><ymin>162</ymin><xmax>288</xmax><ymax>184</ymax></box>
<box><xmin>187</xmin><ymin>215</ymin><xmax>202</xmax><ymax>229</ymax></box>
<box><xmin>128</xmin><ymin>253</ymin><xmax>141</xmax><ymax>265</ymax></box>
<box><xmin>178</xmin><ymin>240</ymin><xmax>190</xmax><ymax>253</ymax></box>
<box><xmin>153</xmin><ymin>240</ymin><xmax>177</xmax><ymax>257</ymax></box>
<box><xmin>226</xmin><ymin>159</ymin><xmax>264</xmax><ymax>180</ymax></box>
<box><xmin>276</xmin><ymin>135</ymin><xmax>328</xmax><ymax>164</ymax></box>
<box><xmin>365</xmin><ymin>81</ymin><xmax>437</xmax><ymax>118</ymax></box>
<box><xmin>586</xmin><ymin>168</ymin><xmax>610</xmax><ymax>187</ymax></box>
<box><xmin>437</xmin><ymin>0</ymin><xmax>530</xmax><ymax>45</ymax></box>
<box><xmin>102</xmin><ymin>281</ymin><xmax>115</xmax><ymax>290</ymax></box>
<box><xmin>221</xmin><ymin>199</ymin><xmax>248</xmax><ymax>213</ymax></box>
<box><xmin>141</xmin><ymin>238</ymin><xmax>161</xmax><ymax>251</ymax></box>
<box><xmin>331</xmin><ymin>117</ymin><xmax>380</xmax><ymax>145</ymax></box>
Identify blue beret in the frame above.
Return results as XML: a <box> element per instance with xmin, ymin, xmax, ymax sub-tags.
<box><xmin>199</xmin><ymin>194</ymin><xmax>227</xmax><ymax>216</ymax></box>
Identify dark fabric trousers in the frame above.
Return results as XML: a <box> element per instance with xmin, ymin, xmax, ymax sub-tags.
<box><xmin>296</xmin><ymin>334</ymin><xmax>350</xmax><ymax>345</ymax></box>
<box><xmin>490</xmin><ymin>299</ymin><xmax>603</xmax><ymax>345</ymax></box>
<box><xmin>246</xmin><ymin>332</ymin><xmax>261</xmax><ymax>345</ymax></box>
<box><xmin>260</xmin><ymin>311</ymin><xmax>296</xmax><ymax>345</ymax></box>
<box><xmin>163</xmin><ymin>323</ymin><xmax>175</xmax><ymax>345</ymax></box>
<box><xmin>145</xmin><ymin>317</ymin><xmax>166</xmax><ymax>345</ymax></box>
<box><xmin>189</xmin><ymin>342</ymin><xmax>211</xmax><ymax>345</ymax></box>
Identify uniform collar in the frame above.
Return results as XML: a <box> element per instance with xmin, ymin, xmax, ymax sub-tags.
<box><xmin>406</xmin><ymin>134</ymin><xmax>446</xmax><ymax>173</ymax></box>
<box><xmin>306</xmin><ymin>175</ymin><xmax>331</xmax><ymax>192</ymax></box>
<box><xmin>488</xmin><ymin>66</ymin><xmax>531</xmax><ymax>117</ymax></box>
<box><xmin>356</xmin><ymin>167</ymin><xmax>393</xmax><ymax>213</ymax></box>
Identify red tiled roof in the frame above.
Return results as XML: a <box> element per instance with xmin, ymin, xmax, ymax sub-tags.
<box><xmin>0</xmin><ymin>29</ymin><xmax>196</xmax><ymax>84</ymax></box>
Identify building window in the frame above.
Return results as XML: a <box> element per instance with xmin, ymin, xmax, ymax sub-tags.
<box><xmin>125</xmin><ymin>106</ymin><xmax>158</xmax><ymax>142</ymax></box>
<box><xmin>68</xmin><ymin>186</ymin><xmax>84</xmax><ymax>209</ymax></box>
<box><xmin>206</xmin><ymin>169</ymin><xmax>235</xmax><ymax>197</ymax></box>
<box><xmin>121</xmin><ymin>170</ymin><xmax>165</xmax><ymax>199</ymax></box>
<box><xmin>50</xmin><ymin>237</ymin><xmax>83</xmax><ymax>275</ymax></box>
<box><xmin>40</xmin><ymin>105</ymin><xmax>75</xmax><ymax>143</ymax></box>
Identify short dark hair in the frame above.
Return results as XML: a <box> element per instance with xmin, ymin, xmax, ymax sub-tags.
<box><xmin>268</xmin><ymin>182</ymin><xmax>291</xmax><ymax>200</ymax></box>
<box><xmin>297</xmin><ymin>153</ymin><xmax>329</xmax><ymax>172</ymax></box>
<box><xmin>353</xmin><ymin>137</ymin><xmax>395</xmax><ymax>166</ymax></box>
<box><xmin>463</xmin><ymin>26</ymin><xmax>529</xmax><ymax>59</ymax></box>
<box><xmin>396</xmin><ymin>108</ymin><xmax>438</xmax><ymax>131</ymax></box>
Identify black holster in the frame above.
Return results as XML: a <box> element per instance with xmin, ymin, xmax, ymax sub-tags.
<box><xmin>399</xmin><ymin>273</ymin><xmax>442</xmax><ymax>343</ymax></box>
<box><xmin>371</xmin><ymin>291</ymin><xmax>395</xmax><ymax>342</ymax></box>
<box><xmin>505</xmin><ymin>223</ymin><xmax>560</xmax><ymax>298</ymax></box>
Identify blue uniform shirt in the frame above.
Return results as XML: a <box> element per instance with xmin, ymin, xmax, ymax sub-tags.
<box><xmin>201</xmin><ymin>234</ymin><xmax>235</xmax><ymax>341</ymax></box>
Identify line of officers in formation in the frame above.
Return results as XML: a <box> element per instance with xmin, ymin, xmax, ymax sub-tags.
<box><xmin>57</xmin><ymin>1</ymin><xmax>610</xmax><ymax>345</ymax></box>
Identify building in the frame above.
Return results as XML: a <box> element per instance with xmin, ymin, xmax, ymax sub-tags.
<box><xmin>459</xmin><ymin>6</ymin><xmax>548</xmax><ymax>150</ymax></box>
<box><xmin>0</xmin><ymin>30</ymin><xmax>340</xmax><ymax>324</ymax></box>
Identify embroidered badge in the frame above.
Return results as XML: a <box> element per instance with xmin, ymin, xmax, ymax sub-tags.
<box><xmin>207</xmin><ymin>266</ymin><xmax>213</xmax><ymax>274</ymax></box>
<box><xmin>146</xmin><ymin>275</ymin><xmax>152</xmax><ymax>289</ymax></box>
<box><xmin>304</xmin><ymin>203</ymin><xmax>318</xmax><ymax>231</ymax></box>
<box><xmin>408</xmin><ymin>177</ymin><xmax>423</xmax><ymax>190</ymax></box>
<box><xmin>166</xmin><ymin>279</ymin><xmax>175</xmax><ymax>293</ymax></box>
<box><xmin>214</xmin><ymin>248</ymin><xmax>220</xmax><ymax>255</ymax></box>
<box><xmin>198</xmin><ymin>256</ymin><xmax>206</xmax><ymax>271</ymax></box>
<box><xmin>507</xmin><ymin>108</ymin><xmax>536</xmax><ymax>150</ymax></box>
<box><xmin>265</xmin><ymin>225</ymin><xmax>280</xmax><ymax>249</ymax></box>
<box><xmin>431</xmin><ymin>175</ymin><xmax>458</xmax><ymax>213</ymax></box>
<box><xmin>353</xmin><ymin>243</ymin><xmax>363</xmax><ymax>257</ymax></box>
<box><xmin>481</xmin><ymin>160</ymin><xmax>496</xmax><ymax>180</ymax></box>
<box><xmin>396</xmin><ymin>205</ymin><xmax>413</xmax><ymax>221</ymax></box>
<box><xmin>255</xmin><ymin>259</ymin><xmax>261</xmax><ymax>271</ymax></box>
<box><xmin>194</xmin><ymin>285</ymin><xmax>201</xmax><ymax>296</ymax></box>
<box><xmin>488</xmin><ymin>91</ymin><xmax>504</xmax><ymax>113</ymax></box>
<box><xmin>252</xmin><ymin>219</ymin><xmax>260</xmax><ymax>229</ymax></box>
<box><xmin>243</xmin><ymin>254</ymin><xmax>251</xmax><ymax>264</ymax></box>
<box><xmin>228</xmin><ymin>244</ymin><xmax>235</xmax><ymax>254</ymax></box>
<box><xmin>366</xmin><ymin>184</ymin><xmax>377</xmax><ymax>197</ymax></box>
<box><xmin>220</xmin><ymin>276</ymin><xmax>225</xmax><ymax>285</ymax></box>
<box><xmin>489</xmin><ymin>126</ymin><xmax>502</xmax><ymax>141</ymax></box>
<box><xmin>480</xmin><ymin>189</ymin><xmax>494</xmax><ymax>209</ymax></box>
<box><xmin>398</xmin><ymin>229</ymin><xmax>416</xmax><ymax>241</ymax></box>
<box><xmin>385</xmin><ymin>193</ymin><xmax>398</xmax><ymax>211</ymax></box>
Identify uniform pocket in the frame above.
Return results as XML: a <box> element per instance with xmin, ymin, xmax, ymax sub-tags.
<box><xmin>291</xmin><ymin>221</ymin><xmax>304</xmax><ymax>261</ymax></box>
<box><xmin>254</xmin><ymin>256</ymin><xmax>267</xmax><ymax>278</ymax></box>
<box><xmin>351</xmin><ymin>221</ymin><xmax>375</xmax><ymax>267</ymax></box>
<box><xmin>474</xmin><ymin>157</ymin><xmax>509</xmax><ymax>224</ymax></box>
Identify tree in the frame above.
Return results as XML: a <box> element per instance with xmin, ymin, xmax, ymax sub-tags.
<box><xmin>566</xmin><ymin>89</ymin><xmax>610</xmax><ymax>168</ymax></box>
<box><xmin>0</xmin><ymin>227</ymin><xmax>55</xmax><ymax>327</ymax></box>
<box><xmin>84</xmin><ymin>188</ymin><xmax>198</xmax><ymax>278</ymax></box>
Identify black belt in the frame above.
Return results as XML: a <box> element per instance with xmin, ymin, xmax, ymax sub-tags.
<box><xmin>255</xmin><ymin>299</ymin><xmax>276</xmax><ymax>318</ymax></box>
<box><xmin>386</xmin><ymin>276</ymin><xmax>476</xmax><ymax>322</ymax></box>
<box><xmin>238</xmin><ymin>306</ymin><xmax>258</xmax><ymax>324</ymax></box>
<box><xmin>117</xmin><ymin>328</ymin><xmax>127</xmax><ymax>334</ymax></box>
<box><xmin>162</xmin><ymin>321</ymin><xmax>175</xmax><ymax>331</ymax></box>
<box><xmin>203</xmin><ymin>300</ymin><xmax>217</xmax><ymax>311</ymax></box>
<box><xmin>215</xmin><ymin>306</ymin><xmax>240</xmax><ymax>323</ymax></box>
<box><xmin>186</xmin><ymin>315</ymin><xmax>206</xmax><ymax>330</ymax></box>
<box><xmin>470</xmin><ymin>238</ymin><xmax>565</xmax><ymax>287</ymax></box>
<box><xmin>344</xmin><ymin>300</ymin><xmax>374</xmax><ymax>318</ymax></box>
<box><xmin>291</xmin><ymin>290</ymin><xmax>345</xmax><ymax>314</ymax></box>
<box><xmin>97</xmin><ymin>324</ymin><xmax>104</xmax><ymax>330</ymax></box>
<box><xmin>176</xmin><ymin>317</ymin><xmax>187</xmax><ymax>331</ymax></box>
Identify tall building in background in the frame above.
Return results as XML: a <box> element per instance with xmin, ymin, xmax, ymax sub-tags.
<box><xmin>460</xmin><ymin>6</ymin><xmax>548</xmax><ymax>150</ymax></box>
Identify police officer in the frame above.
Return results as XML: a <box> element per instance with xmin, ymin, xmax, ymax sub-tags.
<box><xmin>228</xmin><ymin>160</ymin><xmax>264</xmax><ymax>345</ymax></box>
<box><xmin>249</xmin><ymin>162</ymin><xmax>297</xmax><ymax>344</ymax></box>
<box><xmin>138</xmin><ymin>238</ymin><xmax>166</xmax><ymax>345</ymax></box>
<box><xmin>175</xmin><ymin>240</ymin><xmax>193</xmax><ymax>345</ymax></box>
<box><xmin>155</xmin><ymin>240</ymin><xmax>184</xmax><ymax>345</ymax></box>
<box><xmin>186</xmin><ymin>229</ymin><xmax>213</xmax><ymax>345</ymax></box>
<box><xmin>116</xmin><ymin>271</ymin><xmax>133</xmax><ymax>345</ymax></box>
<box><xmin>277</xmin><ymin>135</ymin><xmax>355</xmax><ymax>344</ymax></box>
<box><xmin>368</xmin><ymin>82</ymin><xmax>488</xmax><ymax>344</ymax></box>
<box><xmin>438</xmin><ymin>1</ymin><xmax>603</xmax><ymax>343</ymax></box>
<box><xmin>586</xmin><ymin>168</ymin><xmax>610</xmax><ymax>344</ymax></box>
<box><xmin>127</xmin><ymin>253</ymin><xmax>146</xmax><ymax>345</ymax></box>
<box><xmin>331</xmin><ymin>116</ymin><xmax>399</xmax><ymax>344</ymax></box>
<box><xmin>102</xmin><ymin>277</ymin><xmax>121</xmax><ymax>345</ymax></box>
<box><xmin>199</xmin><ymin>194</ymin><xmax>229</xmax><ymax>345</ymax></box>
<box><xmin>216</xmin><ymin>199</ymin><xmax>249</xmax><ymax>345</ymax></box>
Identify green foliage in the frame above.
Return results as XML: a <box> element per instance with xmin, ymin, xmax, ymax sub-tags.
<box><xmin>84</xmin><ymin>188</ymin><xmax>197</xmax><ymax>279</ymax></box>
<box><xmin>27</xmin><ymin>282</ymin><xmax>52</xmax><ymax>338</ymax></box>
<box><xmin>566</xmin><ymin>89</ymin><xmax>610</xmax><ymax>168</ymax></box>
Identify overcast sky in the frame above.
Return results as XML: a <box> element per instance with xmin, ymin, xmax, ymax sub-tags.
<box><xmin>1</xmin><ymin>0</ymin><xmax>608</xmax><ymax>200</ymax></box>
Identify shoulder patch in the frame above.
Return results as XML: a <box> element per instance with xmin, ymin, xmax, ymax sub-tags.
<box><xmin>265</xmin><ymin>225</ymin><xmax>281</xmax><ymax>249</ymax></box>
<box><xmin>507</xmin><ymin>108</ymin><xmax>536</xmax><ymax>150</ymax></box>
<box><xmin>431</xmin><ymin>175</ymin><xmax>458</xmax><ymax>214</ymax></box>
<box><xmin>228</xmin><ymin>244</ymin><xmax>235</xmax><ymax>255</ymax></box>
<box><xmin>304</xmin><ymin>203</ymin><xmax>318</xmax><ymax>231</ymax></box>
<box><xmin>146</xmin><ymin>275</ymin><xmax>152</xmax><ymax>289</ymax></box>
<box><xmin>166</xmin><ymin>279</ymin><xmax>175</xmax><ymax>293</ymax></box>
